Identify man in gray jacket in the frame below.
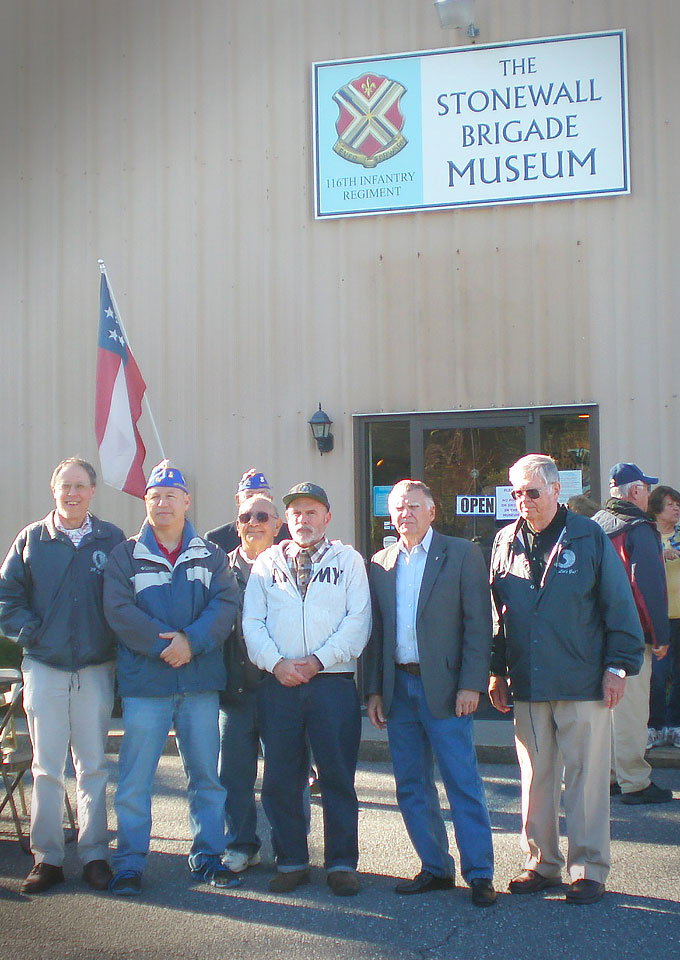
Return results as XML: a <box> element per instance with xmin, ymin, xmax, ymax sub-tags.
<box><xmin>365</xmin><ymin>479</ymin><xmax>496</xmax><ymax>908</ymax></box>
<box><xmin>243</xmin><ymin>482</ymin><xmax>371</xmax><ymax>897</ymax></box>
<box><xmin>489</xmin><ymin>455</ymin><xmax>644</xmax><ymax>905</ymax></box>
<box><xmin>0</xmin><ymin>458</ymin><xmax>124</xmax><ymax>894</ymax></box>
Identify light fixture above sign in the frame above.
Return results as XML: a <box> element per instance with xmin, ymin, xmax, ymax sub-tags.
<box><xmin>434</xmin><ymin>0</ymin><xmax>479</xmax><ymax>38</ymax></box>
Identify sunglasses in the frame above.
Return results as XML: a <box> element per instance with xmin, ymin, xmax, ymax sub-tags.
<box><xmin>510</xmin><ymin>487</ymin><xmax>543</xmax><ymax>501</ymax></box>
<box><xmin>238</xmin><ymin>510</ymin><xmax>275</xmax><ymax>524</ymax></box>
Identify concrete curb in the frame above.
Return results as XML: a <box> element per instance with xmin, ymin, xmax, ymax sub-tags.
<box><xmin>104</xmin><ymin>721</ymin><xmax>680</xmax><ymax>768</ymax></box>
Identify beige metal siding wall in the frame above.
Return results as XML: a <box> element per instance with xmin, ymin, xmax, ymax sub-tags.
<box><xmin>0</xmin><ymin>0</ymin><xmax>678</xmax><ymax>551</ymax></box>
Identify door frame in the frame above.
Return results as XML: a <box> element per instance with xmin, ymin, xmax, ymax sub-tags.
<box><xmin>353</xmin><ymin>403</ymin><xmax>600</xmax><ymax>558</ymax></box>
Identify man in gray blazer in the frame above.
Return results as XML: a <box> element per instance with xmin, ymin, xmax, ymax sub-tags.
<box><xmin>365</xmin><ymin>479</ymin><xmax>496</xmax><ymax>907</ymax></box>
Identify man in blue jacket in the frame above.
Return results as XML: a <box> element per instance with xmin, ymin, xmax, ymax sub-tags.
<box><xmin>489</xmin><ymin>455</ymin><xmax>643</xmax><ymax>905</ymax></box>
<box><xmin>593</xmin><ymin>462</ymin><xmax>672</xmax><ymax>805</ymax></box>
<box><xmin>103</xmin><ymin>460</ymin><xmax>239</xmax><ymax>895</ymax></box>
<box><xmin>0</xmin><ymin>458</ymin><xmax>124</xmax><ymax>894</ymax></box>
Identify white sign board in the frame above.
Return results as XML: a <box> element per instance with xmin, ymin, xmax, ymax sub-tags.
<box><xmin>313</xmin><ymin>31</ymin><xmax>628</xmax><ymax>218</ymax></box>
<box><xmin>496</xmin><ymin>470</ymin><xmax>585</xmax><ymax>520</ymax></box>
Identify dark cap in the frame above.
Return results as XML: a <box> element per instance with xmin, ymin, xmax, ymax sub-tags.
<box><xmin>609</xmin><ymin>462</ymin><xmax>659</xmax><ymax>488</ymax></box>
<box><xmin>145</xmin><ymin>459</ymin><xmax>189</xmax><ymax>493</ymax></box>
<box><xmin>282</xmin><ymin>482</ymin><xmax>330</xmax><ymax>511</ymax></box>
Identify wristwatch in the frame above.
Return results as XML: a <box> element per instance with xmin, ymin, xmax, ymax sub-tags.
<box><xmin>606</xmin><ymin>666</ymin><xmax>627</xmax><ymax>679</ymax></box>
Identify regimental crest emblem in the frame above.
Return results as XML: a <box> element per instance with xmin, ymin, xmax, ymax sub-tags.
<box><xmin>332</xmin><ymin>73</ymin><xmax>407</xmax><ymax>168</ymax></box>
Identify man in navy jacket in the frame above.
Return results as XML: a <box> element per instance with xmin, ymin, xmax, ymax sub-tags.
<box><xmin>104</xmin><ymin>460</ymin><xmax>239</xmax><ymax>895</ymax></box>
<box><xmin>0</xmin><ymin>458</ymin><xmax>124</xmax><ymax>894</ymax></box>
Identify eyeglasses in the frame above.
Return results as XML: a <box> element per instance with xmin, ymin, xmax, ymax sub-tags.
<box><xmin>510</xmin><ymin>487</ymin><xmax>544</xmax><ymax>501</ymax></box>
<box><xmin>238</xmin><ymin>510</ymin><xmax>275</xmax><ymax>524</ymax></box>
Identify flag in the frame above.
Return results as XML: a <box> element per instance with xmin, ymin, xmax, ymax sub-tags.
<box><xmin>95</xmin><ymin>273</ymin><xmax>147</xmax><ymax>498</ymax></box>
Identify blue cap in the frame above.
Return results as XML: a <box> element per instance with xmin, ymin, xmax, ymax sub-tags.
<box><xmin>237</xmin><ymin>472</ymin><xmax>271</xmax><ymax>494</ymax></box>
<box><xmin>609</xmin><ymin>462</ymin><xmax>658</xmax><ymax>488</ymax></box>
<box><xmin>145</xmin><ymin>460</ymin><xmax>189</xmax><ymax>493</ymax></box>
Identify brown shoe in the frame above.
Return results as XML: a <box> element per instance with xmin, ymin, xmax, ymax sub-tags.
<box><xmin>83</xmin><ymin>859</ymin><xmax>113</xmax><ymax>891</ymax></box>
<box><xmin>21</xmin><ymin>862</ymin><xmax>65</xmax><ymax>894</ymax></box>
<box><xmin>269</xmin><ymin>869</ymin><xmax>310</xmax><ymax>893</ymax></box>
<box><xmin>508</xmin><ymin>869</ymin><xmax>562</xmax><ymax>894</ymax></box>
<box><xmin>327</xmin><ymin>870</ymin><xmax>360</xmax><ymax>896</ymax></box>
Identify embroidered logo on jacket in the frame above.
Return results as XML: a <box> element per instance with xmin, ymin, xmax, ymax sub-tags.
<box><xmin>556</xmin><ymin>549</ymin><xmax>577</xmax><ymax>573</ymax></box>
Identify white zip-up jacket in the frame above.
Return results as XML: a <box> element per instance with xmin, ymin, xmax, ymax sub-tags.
<box><xmin>242</xmin><ymin>540</ymin><xmax>371</xmax><ymax>675</ymax></box>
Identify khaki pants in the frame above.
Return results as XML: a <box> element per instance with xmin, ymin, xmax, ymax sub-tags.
<box><xmin>611</xmin><ymin>645</ymin><xmax>652</xmax><ymax>793</ymax></box>
<box><xmin>514</xmin><ymin>699</ymin><xmax>611</xmax><ymax>884</ymax></box>
<box><xmin>22</xmin><ymin>658</ymin><xmax>114</xmax><ymax>866</ymax></box>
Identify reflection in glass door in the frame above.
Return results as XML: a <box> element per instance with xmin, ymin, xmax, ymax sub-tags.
<box><xmin>423</xmin><ymin>425</ymin><xmax>527</xmax><ymax>564</ymax></box>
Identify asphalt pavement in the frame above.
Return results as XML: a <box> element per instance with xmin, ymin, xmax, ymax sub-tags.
<box><xmin>1</xmin><ymin>754</ymin><xmax>679</xmax><ymax>960</ymax></box>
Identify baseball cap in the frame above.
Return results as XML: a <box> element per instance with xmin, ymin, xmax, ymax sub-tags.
<box><xmin>237</xmin><ymin>472</ymin><xmax>271</xmax><ymax>494</ymax></box>
<box><xmin>609</xmin><ymin>462</ymin><xmax>658</xmax><ymax>488</ymax></box>
<box><xmin>282</xmin><ymin>482</ymin><xmax>330</xmax><ymax>511</ymax></box>
<box><xmin>145</xmin><ymin>459</ymin><xmax>189</xmax><ymax>493</ymax></box>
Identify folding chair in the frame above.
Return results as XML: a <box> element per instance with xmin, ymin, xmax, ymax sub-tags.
<box><xmin>0</xmin><ymin>667</ymin><xmax>77</xmax><ymax>853</ymax></box>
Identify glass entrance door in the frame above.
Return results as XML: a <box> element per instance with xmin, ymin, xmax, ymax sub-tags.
<box><xmin>355</xmin><ymin>404</ymin><xmax>598</xmax><ymax>561</ymax></box>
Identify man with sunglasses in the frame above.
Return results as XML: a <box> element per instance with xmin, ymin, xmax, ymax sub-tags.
<box><xmin>592</xmin><ymin>463</ymin><xmax>672</xmax><ymax>805</ymax></box>
<box><xmin>489</xmin><ymin>454</ymin><xmax>643</xmax><ymax>905</ymax></box>
<box><xmin>206</xmin><ymin>495</ymin><xmax>282</xmax><ymax>875</ymax></box>
<box><xmin>205</xmin><ymin>470</ymin><xmax>289</xmax><ymax>555</ymax></box>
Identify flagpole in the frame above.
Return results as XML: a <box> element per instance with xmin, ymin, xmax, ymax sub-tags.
<box><xmin>98</xmin><ymin>259</ymin><xmax>166</xmax><ymax>460</ymax></box>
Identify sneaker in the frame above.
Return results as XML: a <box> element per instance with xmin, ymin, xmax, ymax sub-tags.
<box><xmin>621</xmin><ymin>782</ymin><xmax>673</xmax><ymax>805</ymax></box>
<box><xmin>665</xmin><ymin>726</ymin><xmax>680</xmax><ymax>748</ymax></box>
<box><xmin>646</xmin><ymin>728</ymin><xmax>667</xmax><ymax>751</ymax></box>
<box><xmin>222</xmin><ymin>849</ymin><xmax>261</xmax><ymax>873</ymax></box>
<box><xmin>192</xmin><ymin>862</ymin><xmax>241</xmax><ymax>888</ymax></box>
<box><xmin>21</xmin><ymin>862</ymin><xmax>65</xmax><ymax>895</ymax></box>
<box><xmin>109</xmin><ymin>870</ymin><xmax>142</xmax><ymax>896</ymax></box>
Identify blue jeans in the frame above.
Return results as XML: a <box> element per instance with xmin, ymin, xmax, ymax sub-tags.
<box><xmin>257</xmin><ymin>674</ymin><xmax>361</xmax><ymax>872</ymax></box>
<box><xmin>219</xmin><ymin>691</ymin><xmax>261</xmax><ymax>857</ymax></box>
<box><xmin>650</xmin><ymin>619</ymin><xmax>680</xmax><ymax>729</ymax></box>
<box><xmin>113</xmin><ymin>692</ymin><xmax>226</xmax><ymax>875</ymax></box>
<box><xmin>386</xmin><ymin>670</ymin><xmax>494</xmax><ymax>884</ymax></box>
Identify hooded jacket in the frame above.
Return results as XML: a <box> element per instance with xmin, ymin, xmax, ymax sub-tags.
<box><xmin>592</xmin><ymin>499</ymin><xmax>669</xmax><ymax>649</ymax></box>
<box><xmin>0</xmin><ymin>512</ymin><xmax>124</xmax><ymax>670</ymax></box>
<box><xmin>242</xmin><ymin>540</ymin><xmax>371</xmax><ymax>675</ymax></box>
<box><xmin>103</xmin><ymin>519</ymin><xmax>238</xmax><ymax>697</ymax></box>
<box><xmin>490</xmin><ymin>510</ymin><xmax>644</xmax><ymax>701</ymax></box>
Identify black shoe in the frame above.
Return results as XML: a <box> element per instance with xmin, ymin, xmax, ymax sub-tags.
<box><xmin>21</xmin><ymin>862</ymin><xmax>65</xmax><ymax>895</ymax></box>
<box><xmin>327</xmin><ymin>870</ymin><xmax>360</xmax><ymax>896</ymax></box>
<box><xmin>621</xmin><ymin>782</ymin><xmax>673</xmax><ymax>805</ymax></box>
<box><xmin>83</xmin><ymin>859</ymin><xmax>113</xmax><ymax>891</ymax></box>
<box><xmin>470</xmin><ymin>878</ymin><xmax>497</xmax><ymax>907</ymax></box>
<box><xmin>565</xmin><ymin>879</ymin><xmax>605</xmax><ymax>904</ymax></box>
<box><xmin>109</xmin><ymin>870</ymin><xmax>142</xmax><ymax>896</ymax></box>
<box><xmin>610</xmin><ymin>783</ymin><xmax>621</xmax><ymax>796</ymax></box>
<box><xmin>395</xmin><ymin>870</ymin><xmax>454</xmax><ymax>895</ymax></box>
<box><xmin>508</xmin><ymin>869</ymin><xmax>562</xmax><ymax>894</ymax></box>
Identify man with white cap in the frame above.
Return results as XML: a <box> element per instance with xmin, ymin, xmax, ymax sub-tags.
<box><xmin>243</xmin><ymin>482</ymin><xmax>371</xmax><ymax>896</ymax></box>
<box><xmin>103</xmin><ymin>460</ymin><xmax>239</xmax><ymax>894</ymax></box>
<box><xmin>593</xmin><ymin>462</ymin><xmax>673</xmax><ymax>805</ymax></box>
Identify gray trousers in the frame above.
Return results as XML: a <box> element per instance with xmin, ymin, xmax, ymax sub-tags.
<box><xmin>22</xmin><ymin>658</ymin><xmax>114</xmax><ymax>866</ymax></box>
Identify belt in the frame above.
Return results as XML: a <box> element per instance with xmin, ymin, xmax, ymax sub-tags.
<box><xmin>315</xmin><ymin>672</ymin><xmax>355</xmax><ymax>680</ymax></box>
<box><xmin>395</xmin><ymin>662</ymin><xmax>421</xmax><ymax>676</ymax></box>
